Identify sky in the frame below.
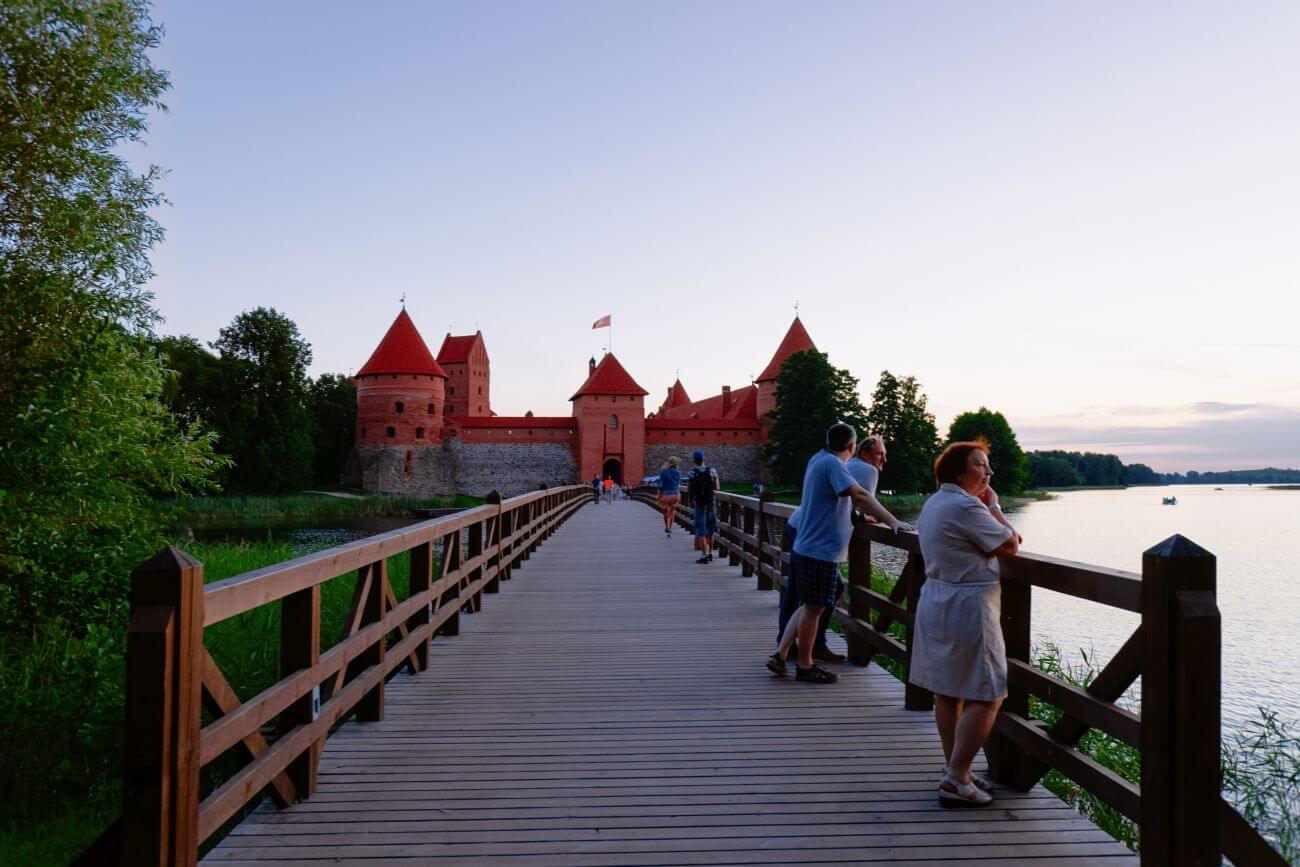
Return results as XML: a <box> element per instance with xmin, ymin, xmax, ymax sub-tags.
<box><xmin>139</xmin><ymin>1</ymin><xmax>1300</xmax><ymax>473</ymax></box>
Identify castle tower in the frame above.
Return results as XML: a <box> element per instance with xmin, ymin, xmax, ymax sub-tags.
<box><xmin>571</xmin><ymin>353</ymin><xmax>648</xmax><ymax>486</ymax></box>
<box><xmin>754</xmin><ymin>316</ymin><xmax>817</xmax><ymax>432</ymax></box>
<box><xmin>354</xmin><ymin>309</ymin><xmax>448</xmax><ymax>446</ymax></box>
<box><xmin>436</xmin><ymin>331</ymin><xmax>491</xmax><ymax>418</ymax></box>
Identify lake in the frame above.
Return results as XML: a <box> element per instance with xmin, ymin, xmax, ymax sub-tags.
<box><xmin>1008</xmin><ymin>485</ymin><xmax>1300</xmax><ymax>729</ymax></box>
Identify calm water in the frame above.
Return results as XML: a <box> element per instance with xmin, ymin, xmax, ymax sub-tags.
<box><xmin>1008</xmin><ymin>485</ymin><xmax>1300</xmax><ymax>729</ymax></box>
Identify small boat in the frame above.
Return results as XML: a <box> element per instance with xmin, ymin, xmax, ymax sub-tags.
<box><xmin>1214</xmin><ymin>487</ymin><xmax>1223</xmax><ymax>491</ymax></box>
<box><xmin>1161</xmin><ymin>496</ymin><xmax>1177</xmax><ymax>505</ymax></box>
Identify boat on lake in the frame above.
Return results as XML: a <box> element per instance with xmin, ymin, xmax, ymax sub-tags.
<box><xmin>1162</xmin><ymin>496</ymin><xmax>1178</xmax><ymax>505</ymax></box>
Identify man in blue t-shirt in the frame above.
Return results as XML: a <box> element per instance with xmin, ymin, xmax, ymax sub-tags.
<box><xmin>766</xmin><ymin>423</ymin><xmax>913</xmax><ymax>684</ymax></box>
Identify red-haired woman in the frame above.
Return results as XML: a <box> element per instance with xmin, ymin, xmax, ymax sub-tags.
<box><xmin>911</xmin><ymin>439</ymin><xmax>1022</xmax><ymax>807</ymax></box>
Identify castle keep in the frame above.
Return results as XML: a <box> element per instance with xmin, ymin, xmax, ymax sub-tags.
<box><xmin>342</xmin><ymin>309</ymin><xmax>817</xmax><ymax>496</ymax></box>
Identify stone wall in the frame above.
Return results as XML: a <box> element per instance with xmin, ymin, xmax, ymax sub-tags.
<box><xmin>445</xmin><ymin>439</ymin><xmax>578</xmax><ymax>497</ymax></box>
<box><xmin>643</xmin><ymin>443</ymin><xmax>758</xmax><ymax>485</ymax></box>
<box><xmin>342</xmin><ymin>444</ymin><xmax>457</xmax><ymax>495</ymax></box>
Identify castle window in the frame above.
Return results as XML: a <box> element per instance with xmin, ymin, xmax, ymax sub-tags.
<box><xmin>395</xmin><ymin>401</ymin><xmax>404</xmax><ymax>413</ymax></box>
<box><xmin>449</xmin><ymin>386</ymin><xmax>455</xmax><ymax>395</ymax></box>
<box><xmin>411</xmin><ymin>375</ymin><xmax>417</xmax><ymax>380</ymax></box>
<box><xmin>416</xmin><ymin>427</ymin><xmax>425</xmax><ymax>439</ymax></box>
<box><xmin>428</xmin><ymin>403</ymin><xmax>435</xmax><ymax>413</ymax></box>
<box><xmin>477</xmin><ymin>386</ymin><xmax>482</xmax><ymax>395</ymax></box>
<box><xmin>386</xmin><ymin>426</ymin><xmax>396</xmax><ymax>438</ymax></box>
<box><xmin>609</xmin><ymin>414</ymin><xmax>619</xmax><ymax>429</ymax></box>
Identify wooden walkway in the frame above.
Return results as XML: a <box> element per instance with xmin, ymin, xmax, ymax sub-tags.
<box><xmin>208</xmin><ymin>501</ymin><xmax>1134</xmax><ymax>865</ymax></box>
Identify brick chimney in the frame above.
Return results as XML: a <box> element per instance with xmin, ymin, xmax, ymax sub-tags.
<box><xmin>721</xmin><ymin>385</ymin><xmax>732</xmax><ymax>414</ymax></box>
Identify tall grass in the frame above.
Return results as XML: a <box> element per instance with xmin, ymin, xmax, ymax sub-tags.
<box><xmin>174</xmin><ymin>492</ymin><xmax>480</xmax><ymax>522</ymax></box>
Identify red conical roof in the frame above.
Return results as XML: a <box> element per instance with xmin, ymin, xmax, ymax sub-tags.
<box><xmin>756</xmin><ymin>316</ymin><xmax>817</xmax><ymax>381</ymax></box>
<box><xmin>356</xmin><ymin>309</ymin><xmax>447</xmax><ymax>377</ymax></box>
<box><xmin>570</xmin><ymin>353</ymin><xmax>649</xmax><ymax>400</ymax></box>
<box><xmin>661</xmin><ymin>378</ymin><xmax>691</xmax><ymax>411</ymax></box>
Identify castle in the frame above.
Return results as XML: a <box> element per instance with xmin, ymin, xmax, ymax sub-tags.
<box><xmin>342</xmin><ymin>309</ymin><xmax>818</xmax><ymax>496</ymax></box>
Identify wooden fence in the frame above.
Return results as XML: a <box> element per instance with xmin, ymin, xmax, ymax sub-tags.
<box><xmin>83</xmin><ymin>484</ymin><xmax>593</xmax><ymax>866</ymax></box>
<box><xmin>631</xmin><ymin>485</ymin><xmax>1288</xmax><ymax>867</ymax></box>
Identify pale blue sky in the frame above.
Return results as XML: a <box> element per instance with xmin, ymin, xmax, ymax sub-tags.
<box><xmin>142</xmin><ymin>1</ymin><xmax>1300</xmax><ymax>472</ymax></box>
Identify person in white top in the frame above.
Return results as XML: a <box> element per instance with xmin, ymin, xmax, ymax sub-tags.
<box><xmin>911</xmin><ymin>439</ymin><xmax>1021</xmax><ymax>808</ymax></box>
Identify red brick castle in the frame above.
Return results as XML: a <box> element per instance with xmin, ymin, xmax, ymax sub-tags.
<box><xmin>342</xmin><ymin>309</ymin><xmax>817</xmax><ymax>496</ymax></box>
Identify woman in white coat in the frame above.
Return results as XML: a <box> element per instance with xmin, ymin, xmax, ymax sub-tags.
<box><xmin>911</xmin><ymin>439</ymin><xmax>1021</xmax><ymax>807</ymax></box>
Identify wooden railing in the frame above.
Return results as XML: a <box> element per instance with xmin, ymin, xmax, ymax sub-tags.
<box><xmin>630</xmin><ymin>485</ymin><xmax>1288</xmax><ymax>867</ymax></box>
<box><xmin>89</xmin><ymin>484</ymin><xmax>593</xmax><ymax>865</ymax></box>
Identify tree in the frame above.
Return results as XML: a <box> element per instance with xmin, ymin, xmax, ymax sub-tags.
<box><xmin>211</xmin><ymin>307</ymin><xmax>315</xmax><ymax>492</ymax></box>
<box><xmin>311</xmin><ymin>374</ymin><xmax>356</xmax><ymax>485</ymax></box>
<box><xmin>1028</xmin><ymin>453</ymin><xmax>1082</xmax><ymax>487</ymax></box>
<box><xmin>1122</xmin><ymin>463</ymin><xmax>1158</xmax><ymax>485</ymax></box>
<box><xmin>947</xmin><ymin>407</ymin><xmax>1029</xmax><ymax>493</ymax></box>
<box><xmin>865</xmin><ymin>371</ymin><xmax>941</xmax><ymax>494</ymax></box>
<box><xmin>0</xmin><ymin>0</ymin><xmax>223</xmax><ymax>631</ymax></box>
<box><xmin>763</xmin><ymin>350</ymin><xmax>869</xmax><ymax>485</ymax></box>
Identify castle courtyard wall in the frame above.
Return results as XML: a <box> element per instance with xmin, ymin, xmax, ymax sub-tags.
<box><xmin>643</xmin><ymin>443</ymin><xmax>758</xmax><ymax>484</ymax></box>
<box><xmin>445</xmin><ymin>440</ymin><xmax>578</xmax><ymax>497</ymax></box>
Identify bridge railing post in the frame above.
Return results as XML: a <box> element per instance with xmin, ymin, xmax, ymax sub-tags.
<box><xmin>755</xmin><ymin>491</ymin><xmax>775</xmax><ymax>590</ymax></box>
<box><xmin>986</xmin><ymin>554</ymin><xmax>1030</xmax><ymax>781</ymax></box>
<box><xmin>280</xmin><ymin>581</ymin><xmax>321</xmax><ymax>797</ymax></box>
<box><xmin>1140</xmin><ymin>535</ymin><xmax>1219</xmax><ymax>865</ymax></box>
<box><xmin>740</xmin><ymin>503</ymin><xmax>756</xmax><ymax>579</ymax></box>
<box><xmin>901</xmin><ymin>551</ymin><xmax>934</xmax><ymax>711</ymax></box>
<box><xmin>355</xmin><ymin>559</ymin><xmax>387</xmax><ymax>721</ymax></box>
<box><xmin>122</xmin><ymin>546</ymin><xmax>204</xmax><ymax>866</ymax></box>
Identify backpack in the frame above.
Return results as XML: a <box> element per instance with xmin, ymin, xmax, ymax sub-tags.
<box><xmin>688</xmin><ymin>466</ymin><xmax>715</xmax><ymax>503</ymax></box>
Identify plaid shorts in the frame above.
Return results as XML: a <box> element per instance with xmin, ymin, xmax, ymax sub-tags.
<box><xmin>791</xmin><ymin>551</ymin><xmax>841</xmax><ymax>608</ymax></box>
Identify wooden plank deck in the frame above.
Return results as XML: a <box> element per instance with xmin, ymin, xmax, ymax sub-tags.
<box><xmin>207</xmin><ymin>500</ymin><xmax>1134</xmax><ymax>865</ymax></box>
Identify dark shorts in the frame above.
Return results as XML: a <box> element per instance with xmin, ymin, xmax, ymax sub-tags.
<box><xmin>791</xmin><ymin>551</ymin><xmax>840</xmax><ymax>608</ymax></box>
<box><xmin>693</xmin><ymin>502</ymin><xmax>718</xmax><ymax>537</ymax></box>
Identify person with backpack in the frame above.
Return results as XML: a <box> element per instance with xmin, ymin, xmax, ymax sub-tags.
<box><xmin>688</xmin><ymin>450</ymin><xmax>720</xmax><ymax>564</ymax></box>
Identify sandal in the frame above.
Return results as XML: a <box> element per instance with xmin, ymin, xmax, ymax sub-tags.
<box><xmin>944</xmin><ymin>766</ymin><xmax>992</xmax><ymax>792</ymax></box>
<box><xmin>766</xmin><ymin>653</ymin><xmax>788</xmax><ymax>678</ymax></box>
<box><xmin>939</xmin><ymin>773</ymin><xmax>994</xmax><ymax>808</ymax></box>
<box><xmin>795</xmin><ymin>664</ymin><xmax>839</xmax><ymax>684</ymax></box>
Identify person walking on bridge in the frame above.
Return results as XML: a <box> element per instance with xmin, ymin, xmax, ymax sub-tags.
<box><xmin>657</xmin><ymin>456</ymin><xmax>683</xmax><ymax>537</ymax></box>
<box><xmin>767</xmin><ymin>423</ymin><xmax>913</xmax><ymax>684</ymax></box>
<box><xmin>911</xmin><ymin>439</ymin><xmax>1021</xmax><ymax>808</ymax></box>
<box><xmin>590</xmin><ymin>475</ymin><xmax>601</xmax><ymax>502</ymax></box>
<box><xmin>688</xmin><ymin>450</ymin><xmax>720</xmax><ymax>564</ymax></box>
<box><xmin>603</xmin><ymin>476</ymin><xmax>614</xmax><ymax>503</ymax></box>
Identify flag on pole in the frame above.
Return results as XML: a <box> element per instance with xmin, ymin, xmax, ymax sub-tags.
<box><xmin>592</xmin><ymin>315</ymin><xmax>611</xmax><ymax>329</ymax></box>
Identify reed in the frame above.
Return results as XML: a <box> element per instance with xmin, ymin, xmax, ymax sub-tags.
<box><xmin>173</xmin><ymin>492</ymin><xmax>480</xmax><ymax>522</ymax></box>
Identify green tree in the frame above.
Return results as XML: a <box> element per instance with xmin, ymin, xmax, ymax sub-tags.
<box><xmin>1028</xmin><ymin>453</ymin><xmax>1083</xmax><ymax>487</ymax></box>
<box><xmin>0</xmin><ymin>0</ymin><xmax>224</xmax><ymax>848</ymax></box>
<box><xmin>0</xmin><ymin>0</ymin><xmax>223</xmax><ymax>631</ymax></box>
<box><xmin>311</xmin><ymin>374</ymin><xmax>357</xmax><ymax>485</ymax></box>
<box><xmin>865</xmin><ymin>371</ymin><xmax>940</xmax><ymax>494</ymax></box>
<box><xmin>212</xmin><ymin>307</ymin><xmax>315</xmax><ymax>492</ymax></box>
<box><xmin>763</xmin><ymin>350</ymin><xmax>869</xmax><ymax>485</ymax></box>
<box><xmin>947</xmin><ymin>407</ymin><xmax>1029</xmax><ymax>493</ymax></box>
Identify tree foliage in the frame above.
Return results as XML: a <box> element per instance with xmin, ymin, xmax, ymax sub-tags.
<box><xmin>0</xmin><ymin>0</ymin><xmax>223</xmax><ymax>633</ymax></box>
<box><xmin>763</xmin><ymin>350</ymin><xmax>869</xmax><ymax>485</ymax></box>
<box><xmin>864</xmin><ymin>371</ymin><xmax>940</xmax><ymax>494</ymax></box>
<box><xmin>947</xmin><ymin>408</ymin><xmax>1029</xmax><ymax>494</ymax></box>
<box><xmin>311</xmin><ymin>374</ymin><xmax>356</xmax><ymax>484</ymax></box>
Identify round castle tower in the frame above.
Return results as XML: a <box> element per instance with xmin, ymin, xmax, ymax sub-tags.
<box><xmin>354</xmin><ymin>308</ymin><xmax>447</xmax><ymax>446</ymax></box>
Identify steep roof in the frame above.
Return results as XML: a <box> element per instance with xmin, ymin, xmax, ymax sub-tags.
<box><xmin>756</xmin><ymin>316</ymin><xmax>816</xmax><ymax>381</ymax></box>
<box><xmin>437</xmin><ymin>331</ymin><xmax>485</xmax><ymax>364</ymax></box>
<box><xmin>570</xmin><ymin>353</ymin><xmax>649</xmax><ymax>400</ymax></box>
<box><xmin>659</xmin><ymin>384</ymin><xmax>758</xmax><ymax>421</ymax></box>
<box><xmin>658</xmin><ymin>378</ymin><xmax>692</xmax><ymax>413</ymax></box>
<box><xmin>357</xmin><ymin>309</ymin><xmax>447</xmax><ymax>377</ymax></box>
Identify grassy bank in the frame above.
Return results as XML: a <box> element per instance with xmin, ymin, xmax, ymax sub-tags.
<box><xmin>175</xmin><ymin>491</ymin><xmax>481</xmax><ymax>522</ymax></box>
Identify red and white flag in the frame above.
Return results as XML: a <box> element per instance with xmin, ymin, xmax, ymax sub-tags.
<box><xmin>591</xmin><ymin>315</ymin><xmax>611</xmax><ymax>329</ymax></box>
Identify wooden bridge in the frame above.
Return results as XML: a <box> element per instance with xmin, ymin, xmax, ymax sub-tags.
<box><xmin>88</xmin><ymin>485</ymin><xmax>1287</xmax><ymax>865</ymax></box>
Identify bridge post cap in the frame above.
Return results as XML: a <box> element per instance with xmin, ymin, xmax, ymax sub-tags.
<box><xmin>134</xmin><ymin>544</ymin><xmax>203</xmax><ymax>575</ymax></box>
<box><xmin>758</xmin><ymin>490</ymin><xmax>775</xmax><ymax>502</ymax></box>
<box><xmin>485</xmin><ymin>489</ymin><xmax>503</xmax><ymax>503</ymax></box>
<box><xmin>1143</xmin><ymin>534</ymin><xmax>1214</xmax><ymax>559</ymax></box>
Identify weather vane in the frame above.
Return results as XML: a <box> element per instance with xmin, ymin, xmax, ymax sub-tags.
<box><xmin>794</xmin><ymin>298</ymin><xmax>799</xmax><ymax>316</ymax></box>
<box><xmin>400</xmin><ymin>291</ymin><xmax>406</xmax><ymax>308</ymax></box>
